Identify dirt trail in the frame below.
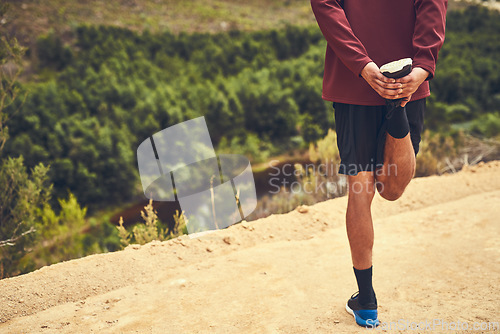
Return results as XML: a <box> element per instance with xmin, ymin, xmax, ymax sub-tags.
<box><xmin>1</xmin><ymin>162</ymin><xmax>500</xmax><ymax>333</ymax></box>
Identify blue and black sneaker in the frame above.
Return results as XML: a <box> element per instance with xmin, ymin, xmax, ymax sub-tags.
<box><xmin>345</xmin><ymin>292</ymin><xmax>380</xmax><ymax>328</ymax></box>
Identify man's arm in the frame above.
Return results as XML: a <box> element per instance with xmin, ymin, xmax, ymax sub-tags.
<box><xmin>310</xmin><ymin>0</ymin><xmax>372</xmax><ymax>77</ymax></box>
<box><xmin>310</xmin><ymin>0</ymin><xmax>402</xmax><ymax>98</ymax></box>
<box><xmin>398</xmin><ymin>0</ymin><xmax>448</xmax><ymax>106</ymax></box>
<box><xmin>411</xmin><ymin>0</ymin><xmax>448</xmax><ymax>80</ymax></box>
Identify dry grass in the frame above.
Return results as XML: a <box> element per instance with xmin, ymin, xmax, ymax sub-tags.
<box><xmin>117</xmin><ymin>199</ymin><xmax>187</xmax><ymax>247</ymax></box>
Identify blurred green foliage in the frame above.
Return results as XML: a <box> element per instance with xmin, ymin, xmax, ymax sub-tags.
<box><xmin>428</xmin><ymin>6</ymin><xmax>500</xmax><ymax>130</ymax></box>
<box><xmin>4</xmin><ymin>24</ymin><xmax>329</xmax><ymax>211</ymax></box>
<box><xmin>0</xmin><ymin>5</ymin><xmax>121</xmax><ymax>278</ymax></box>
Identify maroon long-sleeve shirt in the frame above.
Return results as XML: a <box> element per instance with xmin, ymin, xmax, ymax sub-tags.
<box><xmin>311</xmin><ymin>0</ymin><xmax>447</xmax><ymax>105</ymax></box>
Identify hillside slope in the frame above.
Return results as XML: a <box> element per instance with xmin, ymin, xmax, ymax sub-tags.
<box><xmin>1</xmin><ymin>161</ymin><xmax>499</xmax><ymax>333</ymax></box>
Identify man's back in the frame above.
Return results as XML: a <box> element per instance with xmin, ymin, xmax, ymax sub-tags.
<box><xmin>311</xmin><ymin>0</ymin><xmax>447</xmax><ymax>105</ymax></box>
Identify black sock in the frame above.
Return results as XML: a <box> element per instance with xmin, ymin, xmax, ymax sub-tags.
<box><xmin>353</xmin><ymin>266</ymin><xmax>376</xmax><ymax>306</ymax></box>
<box><xmin>387</xmin><ymin>106</ymin><xmax>410</xmax><ymax>139</ymax></box>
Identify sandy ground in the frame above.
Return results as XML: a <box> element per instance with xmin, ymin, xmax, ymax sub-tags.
<box><xmin>1</xmin><ymin>161</ymin><xmax>500</xmax><ymax>334</ymax></box>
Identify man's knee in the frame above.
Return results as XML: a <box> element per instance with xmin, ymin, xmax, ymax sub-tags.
<box><xmin>380</xmin><ymin>187</ymin><xmax>404</xmax><ymax>201</ymax></box>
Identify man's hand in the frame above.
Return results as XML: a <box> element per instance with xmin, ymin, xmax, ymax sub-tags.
<box><xmin>360</xmin><ymin>62</ymin><xmax>403</xmax><ymax>99</ymax></box>
<box><xmin>396</xmin><ymin>67</ymin><xmax>429</xmax><ymax>107</ymax></box>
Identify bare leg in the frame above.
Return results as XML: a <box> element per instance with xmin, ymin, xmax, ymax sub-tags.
<box><xmin>346</xmin><ymin>172</ymin><xmax>376</xmax><ymax>270</ymax></box>
<box><xmin>375</xmin><ymin>133</ymin><xmax>415</xmax><ymax>201</ymax></box>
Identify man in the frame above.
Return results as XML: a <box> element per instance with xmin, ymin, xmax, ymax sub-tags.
<box><xmin>310</xmin><ymin>0</ymin><xmax>447</xmax><ymax>327</ymax></box>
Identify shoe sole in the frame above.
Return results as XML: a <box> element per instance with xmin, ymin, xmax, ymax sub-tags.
<box><xmin>380</xmin><ymin>58</ymin><xmax>413</xmax><ymax>78</ymax></box>
<box><xmin>345</xmin><ymin>302</ymin><xmax>355</xmax><ymax>316</ymax></box>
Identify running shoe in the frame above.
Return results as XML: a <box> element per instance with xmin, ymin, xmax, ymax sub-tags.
<box><xmin>380</xmin><ymin>58</ymin><xmax>413</xmax><ymax>116</ymax></box>
<box><xmin>380</xmin><ymin>58</ymin><xmax>412</xmax><ymax>79</ymax></box>
<box><xmin>345</xmin><ymin>291</ymin><xmax>380</xmax><ymax>328</ymax></box>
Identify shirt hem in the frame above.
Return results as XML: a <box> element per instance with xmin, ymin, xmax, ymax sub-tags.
<box><xmin>322</xmin><ymin>91</ymin><xmax>430</xmax><ymax>106</ymax></box>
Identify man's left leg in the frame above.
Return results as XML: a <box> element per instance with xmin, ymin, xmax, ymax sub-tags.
<box><xmin>375</xmin><ymin>99</ymin><xmax>425</xmax><ymax>200</ymax></box>
<box><xmin>375</xmin><ymin>133</ymin><xmax>415</xmax><ymax>201</ymax></box>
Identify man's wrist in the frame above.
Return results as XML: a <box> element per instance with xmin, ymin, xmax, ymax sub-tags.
<box><xmin>414</xmin><ymin>66</ymin><xmax>431</xmax><ymax>82</ymax></box>
<box><xmin>360</xmin><ymin>61</ymin><xmax>377</xmax><ymax>80</ymax></box>
<box><xmin>358</xmin><ymin>60</ymin><xmax>374</xmax><ymax>78</ymax></box>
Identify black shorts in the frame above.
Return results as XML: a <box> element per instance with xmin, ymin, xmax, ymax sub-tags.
<box><xmin>334</xmin><ymin>98</ymin><xmax>425</xmax><ymax>176</ymax></box>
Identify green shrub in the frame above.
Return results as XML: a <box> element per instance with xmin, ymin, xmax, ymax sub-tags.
<box><xmin>471</xmin><ymin>112</ymin><xmax>500</xmax><ymax>137</ymax></box>
<box><xmin>0</xmin><ymin>157</ymin><xmax>51</xmax><ymax>277</ymax></box>
<box><xmin>415</xmin><ymin>130</ymin><xmax>465</xmax><ymax>176</ymax></box>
